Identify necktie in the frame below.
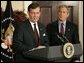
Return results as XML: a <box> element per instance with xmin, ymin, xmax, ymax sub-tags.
<box><xmin>60</xmin><ymin>23</ymin><xmax>64</xmax><ymax>35</ymax></box>
<box><xmin>34</xmin><ymin>24</ymin><xmax>39</xmax><ymax>47</ymax></box>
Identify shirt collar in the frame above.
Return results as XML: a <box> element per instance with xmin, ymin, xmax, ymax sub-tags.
<box><xmin>29</xmin><ymin>19</ymin><xmax>37</xmax><ymax>25</ymax></box>
<box><xmin>58</xmin><ymin>20</ymin><xmax>66</xmax><ymax>26</ymax></box>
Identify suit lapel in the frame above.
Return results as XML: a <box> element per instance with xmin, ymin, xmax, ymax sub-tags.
<box><xmin>65</xmin><ymin>21</ymin><xmax>71</xmax><ymax>36</ymax></box>
<box><xmin>26</xmin><ymin>20</ymin><xmax>35</xmax><ymax>40</ymax></box>
<box><xmin>56</xmin><ymin>21</ymin><xmax>59</xmax><ymax>34</ymax></box>
<box><xmin>38</xmin><ymin>22</ymin><xmax>43</xmax><ymax>38</ymax></box>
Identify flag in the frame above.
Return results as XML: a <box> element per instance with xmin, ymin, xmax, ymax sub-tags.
<box><xmin>1</xmin><ymin>1</ymin><xmax>14</xmax><ymax>38</ymax></box>
<box><xmin>1</xmin><ymin>1</ymin><xmax>14</xmax><ymax>62</ymax></box>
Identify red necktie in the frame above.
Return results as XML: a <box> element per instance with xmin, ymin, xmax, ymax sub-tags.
<box><xmin>34</xmin><ymin>24</ymin><xmax>39</xmax><ymax>47</ymax></box>
<box><xmin>60</xmin><ymin>23</ymin><xmax>64</xmax><ymax>35</ymax></box>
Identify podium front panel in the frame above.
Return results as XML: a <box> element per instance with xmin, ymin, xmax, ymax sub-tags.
<box><xmin>23</xmin><ymin>44</ymin><xmax>82</xmax><ymax>62</ymax></box>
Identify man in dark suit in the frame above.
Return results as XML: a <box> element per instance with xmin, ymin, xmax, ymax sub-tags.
<box><xmin>47</xmin><ymin>5</ymin><xmax>80</xmax><ymax>62</ymax></box>
<box><xmin>13</xmin><ymin>3</ymin><xmax>49</xmax><ymax>62</ymax></box>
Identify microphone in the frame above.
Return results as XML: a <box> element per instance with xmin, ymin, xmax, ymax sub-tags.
<box><xmin>62</xmin><ymin>35</ymin><xmax>69</xmax><ymax>42</ymax></box>
<box><xmin>56</xmin><ymin>33</ymin><xmax>65</xmax><ymax>43</ymax></box>
<box><xmin>56</xmin><ymin>33</ymin><xmax>69</xmax><ymax>43</ymax></box>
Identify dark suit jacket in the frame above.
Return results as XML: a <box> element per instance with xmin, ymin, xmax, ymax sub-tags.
<box><xmin>47</xmin><ymin>20</ymin><xmax>80</xmax><ymax>46</ymax></box>
<box><xmin>13</xmin><ymin>19</ymin><xmax>49</xmax><ymax>62</ymax></box>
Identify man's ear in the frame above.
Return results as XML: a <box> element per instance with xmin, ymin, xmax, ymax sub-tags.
<box><xmin>27</xmin><ymin>11</ymin><xmax>30</xmax><ymax>18</ymax></box>
<box><xmin>27</xmin><ymin>11</ymin><xmax>29</xmax><ymax>15</ymax></box>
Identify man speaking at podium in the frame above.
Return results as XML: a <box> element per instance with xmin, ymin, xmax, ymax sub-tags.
<box><xmin>47</xmin><ymin>5</ymin><xmax>80</xmax><ymax>62</ymax></box>
<box><xmin>13</xmin><ymin>3</ymin><xmax>49</xmax><ymax>62</ymax></box>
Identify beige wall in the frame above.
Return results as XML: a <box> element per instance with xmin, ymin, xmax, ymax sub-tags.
<box><xmin>1</xmin><ymin>1</ymin><xmax>24</xmax><ymax>11</ymax></box>
<box><xmin>24</xmin><ymin>1</ymin><xmax>32</xmax><ymax>17</ymax></box>
<box><xmin>1</xmin><ymin>1</ymin><xmax>7</xmax><ymax>11</ymax></box>
<box><xmin>1</xmin><ymin>1</ymin><xmax>32</xmax><ymax>18</ymax></box>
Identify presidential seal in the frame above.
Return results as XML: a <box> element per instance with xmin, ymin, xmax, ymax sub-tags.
<box><xmin>63</xmin><ymin>42</ymin><xmax>74</xmax><ymax>59</ymax></box>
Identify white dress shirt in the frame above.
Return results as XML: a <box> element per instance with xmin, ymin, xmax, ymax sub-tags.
<box><xmin>29</xmin><ymin>21</ymin><xmax>40</xmax><ymax>36</ymax></box>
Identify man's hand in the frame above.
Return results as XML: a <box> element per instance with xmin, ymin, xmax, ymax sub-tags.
<box><xmin>29</xmin><ymin>46</ymin><xmax>46</xmax><ymax>51</ymax></box>
<box><xmin>35</xmin><ymin>46</ymin><xmax>46</xmax><ymax>49</ymax></box>
<box><xmin>1</xmin><ymin>37</ymin><xmax>12</xmax><ymax>46</ymax></box>
<box><xmin>4</xmin><ymin>38</ymin><xmax>12</xmax><ymax>46</ymax></box>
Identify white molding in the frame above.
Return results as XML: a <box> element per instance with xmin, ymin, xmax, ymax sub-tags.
<box><xmin>78</xmin><ymin>1</ymin><xmax>83</xmax><ymax>62</ymax></box>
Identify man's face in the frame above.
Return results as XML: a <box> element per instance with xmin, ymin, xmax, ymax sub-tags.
<box><xmin>58</xmin><ymin>7</ymin><xmax>69</xmax><ymax>21</ymax></box>
<box><xmin>28</xmin><ymin>7</ymin><xmax>41</xmax><ymax>23</ymax></box>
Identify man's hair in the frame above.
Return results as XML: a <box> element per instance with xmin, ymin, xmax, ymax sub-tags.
<box><xmin>28</xmin><ymin>3</ymin><xmax>40</xmax><ymax>12</ymax></box>
<box><xmin>57</xmin><ymin>5</ymin><xmax>69</xmax><ymax>13</ymax></box>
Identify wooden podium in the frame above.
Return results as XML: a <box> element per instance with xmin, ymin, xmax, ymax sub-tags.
<box><xmin>23</xmin><ymin>43</ymin><xmax>82</xmax><ymax>62</ymax></box>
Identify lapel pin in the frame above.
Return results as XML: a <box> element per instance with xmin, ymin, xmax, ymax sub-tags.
<box><xmin>68</xmin><ymin>29</ymin><xmax>70</xmax><ymax>31</ymax></box>
<box><xmin>43</xmin><ymin>33</ymin><xmax>46</xmax><ymax>37</ymax></box>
